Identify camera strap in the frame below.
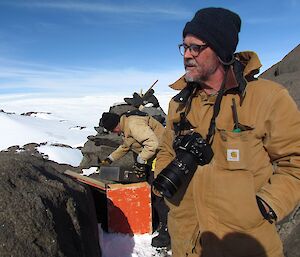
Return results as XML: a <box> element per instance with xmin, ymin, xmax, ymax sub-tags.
<box><xmin>206</xmin><ymin>66</ymin><xmax>230</xmax><ymax>144</ymax></box>
<box><xmin>174</xmin><ymin>83</ymin><xmax>198</xmax><ymax>134</ymax></box>
<box><xmin>122</xmin><ymin>109</ymin><xmax>148</xmax><ymax>117</ymax></box>
<box><xmin>176</xmin><ymin>66</ymin><xmax>230</xmax><ymax>142</ymax></box>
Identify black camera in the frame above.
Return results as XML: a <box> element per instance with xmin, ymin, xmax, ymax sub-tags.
<box><xmin>153</xmin><ymin>132</ymin><xmax>213</xmax><ymax>199</ymax></box>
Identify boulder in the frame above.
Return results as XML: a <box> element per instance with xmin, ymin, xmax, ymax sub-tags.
<box><xmin>259</xmin><ymin>44</ymin><xmax>300</xmax><ymax>257</ymax></box>
<box><xmin>277</xmin><ymin>205</ymin><xmax>300</xmax><ymax>257</ymax></box>
<box><xmin>0</xmin><ymin>151</ymin><xmax>101</xmax><ymax>257</ymax></box>
<box><xmin>259</xmin><ymin>44</ymin><xmax>300</xmax><ymax>107</ymax></box>
<box><xmin>80</xmin><ymin>137</ymin><xmax>135</xmax><ymax>172</ymax></box>
<box><xmin>79</xmin><ymin>132</ymin><xmax>135</xmax><ymax>170</ymax></box>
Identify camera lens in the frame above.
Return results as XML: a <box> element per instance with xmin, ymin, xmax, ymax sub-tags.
<box><xmin>153</xmin><ymin>161</ymin><xmax>182</xmax><ymax>198</ymax></box>
<box><xmin>153</xmin><ymin>132</ymin><xmax>214</xmax><ymax>199</ymax></box>
<box><xmin>153</xmin><ymin>151</ymin><xmax>197</xmax><ymax>198</ymax></box>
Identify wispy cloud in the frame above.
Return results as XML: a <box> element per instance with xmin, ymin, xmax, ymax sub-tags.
<box><xmin>0</xmin><ymin>58</ymin><xmax>182</xmax><ymax>95</ymax></box>
<box><xmin>2</xmin><ymin>1</ymin><xmax>190</xmax><ymax>20</ymax></box>
<box><xmin>290</xmin><ymin>0</ymin><xmax>299</xmax><ymax>7</ymax></box>
<box><xmin>245</xmin><ymin>15</ymin><xmax>299</xmax><ymax>26</ymax></box>
<box><xmin>245</xmin><ymin>17</ymin><xmax>283</xmax><ymax>25</ymax></box>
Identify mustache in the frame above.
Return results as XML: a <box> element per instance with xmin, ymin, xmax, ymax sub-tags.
<box><xmin>184</xmin><ymin>59</ymin><xmax>197</xmax><ymax>67</ymax></box>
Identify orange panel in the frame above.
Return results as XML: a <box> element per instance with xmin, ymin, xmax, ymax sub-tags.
<box><xmin>64</xmin><ymin>171</ymin><xmax>152</xmax><ymax>235</ymax></box>
<box><xmin>107</xmin><ymin>183</ymin><xmax>152</xmax><ymax>234</ymax></box>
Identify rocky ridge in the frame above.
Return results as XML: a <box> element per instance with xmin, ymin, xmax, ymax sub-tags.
<box><xmin>259</xmin><ymin>44</ymin><xmax>300</xmax><ymax>257</ymax></box>
<box><xmin>0</xmin><ymin>151</ymin><xmax>101</xmax><ymax>257</ymax></box>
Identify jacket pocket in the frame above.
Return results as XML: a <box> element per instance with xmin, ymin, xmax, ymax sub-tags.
<box><xmin>214</xmin><ymin>169</ymin><xmax>264</xmax><ymax>230</ymax></box>
<box><xmin>186</xmin><ymin>224</ymin><xmax>201</xmax><ymax>255</ymax></box>
<box><xmin>213</xmin><ymin>127</ymin><xmax>254</xmax><ymax>171</ymax></box>
<box><xmin>212</xmin><ymin>127</ymin><xmax>264</xmax><ymax>229</ymax></box>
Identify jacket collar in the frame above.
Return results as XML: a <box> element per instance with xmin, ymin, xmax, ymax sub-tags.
<box><xmin>169</xmin><ymin>51</ymin><xmax>262</xmax><ymax>103</ymax></box>
<box><xmin>119</xmin><ymin>115</ymin><xmax>126</xmax><ymax>132</ymax></box>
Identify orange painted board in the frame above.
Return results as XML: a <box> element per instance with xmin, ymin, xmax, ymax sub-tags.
<box><xmin>64</xmin><ymin>170</ymin><xmax>152</xmax><ymax>234</ymax></box>
<box><xmin>107</xmin><ymin>183</ymin><xmax>152</xmax><ymax>234</ymax></box>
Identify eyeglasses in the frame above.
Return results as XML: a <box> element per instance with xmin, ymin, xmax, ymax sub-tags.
<box><xmin>178</xmin><ymin>43</ymin><xmax>208</xmax><ymax>57</ymax></box>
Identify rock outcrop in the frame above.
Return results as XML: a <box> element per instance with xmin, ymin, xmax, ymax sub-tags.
<box><xmin>278</xmin><ymin>205</ymin><xmax>300</xmax><ymax>257</ymax></box>
<box><xmin>79</xmin><ymin>127</ymin><xmax>135</xmax><ymax>171</ymax></box>
<box><xmin>259</xmin><ymin>44</ymin><xmax>300</xmax><ymax>107</ymax></box>
<box><xmin>259</xmin><ymin>44</ymin><xmax>300</xmax><ymax>257</ymax></box>
<box><xmin>0</xmin><ymin>151</ymin><xmax>101</xmax><ymax>257</ymax></box>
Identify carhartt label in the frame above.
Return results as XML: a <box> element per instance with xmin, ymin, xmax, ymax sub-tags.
<box><xmin>227</xmin><ymin>149</ymin><xmax>240</xmax><ymax>161</ymax></box>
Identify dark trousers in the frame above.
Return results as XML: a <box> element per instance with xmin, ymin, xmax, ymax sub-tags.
<box><xmin>133</xmin><ymin>152</ymin><xmax>169</xmax><ymax>230</ymax></box>
<box><xmin>147</xmin><ymin>170</ymin><xmax>169</xmax><ymax>230</ymax></box>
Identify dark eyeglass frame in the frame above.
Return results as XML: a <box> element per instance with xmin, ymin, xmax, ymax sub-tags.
<box><xmin>178</xmin><ymin>43</ymin><xmax>208</xmax><ymax>57</ymax></box>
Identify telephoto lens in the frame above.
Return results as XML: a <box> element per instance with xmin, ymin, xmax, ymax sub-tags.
<box><xmin>153</xmin><ymin>150</ymin><xmax>198</xmax><ymax>198</ymax></box>
<box><xmin>153</xmin><ymin>132</ymin><xmax>213</xmax><ymax>199</ymax></box>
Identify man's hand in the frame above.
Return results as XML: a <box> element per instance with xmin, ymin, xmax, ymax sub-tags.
<box><xmin>136</xmin><ymin>154</ymin><xmax>146</xmax><ymax>165</ymax></box>
<box><xmin>100</xmin><ymin>158</ymin><xmax>112</xmax><ymax>166</ymax></box>
<box><xmin>132</xmin><ymin>162</ymin><xmax>149</xmax><ymax>180</ymax></box>
<box><xmin>133</xmin><ymin>162</ymin><xmax>148</xmax><ymax>173</ymax></box>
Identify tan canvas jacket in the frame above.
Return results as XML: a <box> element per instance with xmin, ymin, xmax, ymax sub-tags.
<box><xmin>110</xmin><ymin>114</ymin><xmax>165</xmax><ymax>162</ymax></box>
<box><xmin>155</xmin><ymin>51</ymin><xmax>300</xmax><ymax>257</ymax></box>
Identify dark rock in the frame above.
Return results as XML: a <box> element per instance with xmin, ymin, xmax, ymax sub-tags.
<box><xmin>80</xmin><ymin>133</ymin><xmax>123</xmax><ymax>169</ymax></box>
<box><xmin>259</xmin><ymin>44</ymin><xmax>300</xmax><ymax>107</ymax></box>
<box><xmin>277</xmin><ymin>205</ymin><xmax>300</xmax><ymax>257</ymax></box>
<box><xmin>283</xmin><ymin>222</ymin><xmax>300</xmax><ymax>257</ymax></box>
<box><xmin>79</xmin><ymin>136</ymin><xmax>134</xmax><ymax>171</ymax></box>
<box><xmin>70</xmin><ymin>126</ymin><xmax>86</xmax><ymax>130</ymax></box>
<box><xmin>109</xmin><ymin>103</ymin><xmax>136</xmax><ymax>115</ymax></box>
<box><xmin>94</xmin><ymin>126</ymin><xmax>104</xmax><ymax>134</ymax></box>
<box><xmin>0</xmin><ymin>151</ymin><xmax>101</xmax><ymax>257</ymax></box>
<box><xmin>50</xmin><ymin>143</ymin><xmax>73</xmax><ymax>149</ymax></box>
<box><xmin>3</xmin><ymin>143</ymin><xmax>46</xmax><ymax>160</ymax></box>
<box><xmin>0</xmin><ymin>109</ymin><xmax>15</xmax><ymax>115</ymax></box>
<box><xmin>20</xmin><ymin>111</ymin><xmax>51</xmax><ymax>116</ymax></box>
<box><xmin>23</xmin><ymin>143</ymin><xmax>40</xmax><ymax>151</ymax></box>
<box><xmin>5</xmin><ymin>145</ymin><xmax>20</xmax><ymax>152</ymax></box>
<box><xmin>259</xmin><ymin>44</ymin><xmax>300</xmax><ymax>256</ymax></box>
<box><xmin>96</xmin><ymin>145</ymin><xmax>135</xmax><ymax>170</ymax></box>
<box><xmin>87</xmin><ymin>134</ymin><xmax>122</xmax><ymax>148</ymax></box>
<box><xmin>109</xmin><ymin>103</ymin><xmax>166</xmax><ymax>125</ymax></box>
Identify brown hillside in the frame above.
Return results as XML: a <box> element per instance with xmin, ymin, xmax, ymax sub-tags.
<box><xmin>259</xmin><ymin>44</ymin><xmax>300</xmax><ymax>107</ymax></box>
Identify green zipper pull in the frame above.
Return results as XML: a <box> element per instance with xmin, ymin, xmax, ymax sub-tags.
<box><xmin>231</xmin><ymin>98</ymin><xmax>241</xmax><ymax>133</ymax></box>
<box><xmin>233</xmin><ymin>127</ymin><xmax>241</xmax><ymax>133</ymax></box>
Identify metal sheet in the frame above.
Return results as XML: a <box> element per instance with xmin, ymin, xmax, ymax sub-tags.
<box><xmin>99</xmin><ymin>166</ymin><xmax>121</xmax><ymax>181</ymax></box>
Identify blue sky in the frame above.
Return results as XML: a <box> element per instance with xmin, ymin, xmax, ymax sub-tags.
<box><xmin>0</xmin><ymin>0</ymin><xmax>299</xmax><ymax>95</ymax></box>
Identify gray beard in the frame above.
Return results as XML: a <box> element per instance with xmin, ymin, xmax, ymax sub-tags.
<box><xmin>184</xmin><ymin>71</ymin><xmax>209</xmax><ymax>83</ymax></box>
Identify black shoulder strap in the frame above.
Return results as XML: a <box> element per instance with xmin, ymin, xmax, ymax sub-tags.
<box><xmin>233</xmin><ymin>60</ymin><xmax>247</xmax><ymax>104</ymax></box>
<box><xmin>122</xmin><ymin>109</ymin><xmax>148</xmax><ymax>117</ymax></box>
<box><xmin>173</xmin><ymin>84</ymin><xmax>198</xmax><ymax>135</ymax></box>
<box><xmin>206</xmin><ymin>67</ymin><xmax>229</xmax><ymax>144</ymax></box>
<box><xmin>174</xmin><ymin>67</ymin><xmax>229</xmax><ymax>143</ymax></box>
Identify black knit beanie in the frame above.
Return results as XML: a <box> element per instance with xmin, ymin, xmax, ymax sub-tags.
<box><xmin>101</xmin><ymin>112</ymin><xmax>120</xmax><ymax>131</ymax></box>
<box><xmin>183</xmin><ymin>7</ymin><xmax>241</xmax><ymax>64</ymax></box>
